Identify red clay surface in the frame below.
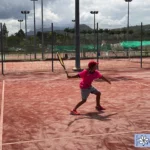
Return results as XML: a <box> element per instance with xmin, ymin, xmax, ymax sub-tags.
<box><xmin>0</xmin><ymin>58</ymin><xmax>150</xmax><ymax>150</ymax></box>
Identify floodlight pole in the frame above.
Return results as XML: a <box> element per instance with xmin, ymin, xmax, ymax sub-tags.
<box><xmin>73</xmin><ymin>0</ymin><xmax>81</xmax><ymax>71</ymax></box>
<box><xmin>21</xmin><ymin>11</ymin><xmax>30</xmax><ymax>38</ymax></box>
<box><xmin>125</xmin><ymin>0</ymin><xmax>132</xmax><ymax>57</ymax></box>
<box><xmin>31</xmin><ymin>0</ymin><xmax>38</xmax><ymax>59</ymax></box>
<box><xmin>72</xmin><ymin>19</ymin><xmax>75</xmax><ymax>50</ymax></box>
<box><xmin>41</xmin><ymin>0</ymin><xmax>44</xmax><ymax>59</ymax></box>
<box><xmin>90</xmin><ymin>11</ymin><xmax>98</xmax><ymax>50</ymax></box>
<box><xmin>18</xmin><ymin>20</ymin><xmax>23</xmax><ymax>30</ymax></box>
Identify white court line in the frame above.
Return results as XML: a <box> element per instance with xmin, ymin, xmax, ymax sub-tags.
<box><xmin>0</xmin><ymin>80</ymin><xmax>5</xmax><ymax>150</ymax></box>
<box><xmin>113</xmin><ymin>77</ymin><xmax>150</xmax><ymax>88</ymax></box>
<box><xmin>2</xmin><ymin>129</ymin><xmax>150</xmax><ymax>146</ymax></box>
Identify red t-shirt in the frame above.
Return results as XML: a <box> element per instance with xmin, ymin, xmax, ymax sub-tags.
<box><xmin>78</xmin><ymin>69</ymin><xmax>102</xmax><ymax>89</ymax></box>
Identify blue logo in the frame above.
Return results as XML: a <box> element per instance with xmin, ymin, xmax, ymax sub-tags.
<box><xmin>135</xmin><ymin>134</ymin><xmax>150</xmax><ymax>147</ymax></box>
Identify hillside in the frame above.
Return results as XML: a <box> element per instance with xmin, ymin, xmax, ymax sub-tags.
<box><xmin>27</xmin><ymin>23</ymin><xmax>150</xmax><ymax>36</ymax></box>
<box><xmin>27</xmin><ymin>24</ymin><xmax>92</xmax><ymax>35</ymax></box>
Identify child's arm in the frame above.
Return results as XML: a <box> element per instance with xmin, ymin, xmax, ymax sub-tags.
<box><xmin>101</xmin><ymin>75</ymin><xmax>111</xmax><ymax>84</ymax></box>
<box><xmin>68</xmin><ymin>74</ymin><xmax>79</xmax><ymax>79</ymax></box>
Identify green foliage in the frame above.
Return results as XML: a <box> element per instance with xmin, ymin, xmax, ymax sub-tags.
<box><xmin>104</xmin><ymin>29</ymin><xmax>109</xmax><ymax>33</ymax></box>
<box><xmin>37</xmin><ymin>31</ymin><xmax>42</xmax><ymax>40</ymax></box>
<box><xmin>15</xmin><ymin>29</ymin><xmax>25</xmax><ymax>38</ymax></box>
<box><xmin>129</xmin><ymin>29</ymin><xmax>134</xmax><ymax>35</ymax></box>
<box><xmin>7</xmin><ymin>35</ymin><xmax>21</xmax><ymax>47</ymax></box>
<box><xmin>121</xmin><ymin>28</ymin><xmax>127</xmax><ymax>34</ymax></box>
<box><xmin>80</xmin><ymin>30</ymin><xmax>87</xmax><ymax>34</ymax></box>
<box><xmin>98</xmin><ymin>29</ymin><xmax>103</xmax><ymax>34</ymax></box>
<box><xmin>87</xmin><ymin>30</ymin><xmax>92</xmax><ymax>34</ymax></box>
<box><xmin>2</xmin><ymin>23</ymin><xmax>8</xmax><ymax>36</ymax></box>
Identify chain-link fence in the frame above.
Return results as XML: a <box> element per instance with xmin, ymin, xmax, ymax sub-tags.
<box><xmin>0</xmin><ymin>22</ymin><xmax>150</xmax><ymax>74</ymax></box>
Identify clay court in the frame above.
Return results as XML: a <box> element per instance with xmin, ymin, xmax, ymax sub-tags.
<box><xmin>0</xmin><ymin>58</ymin><xmax>150</xmax><ymax>150</ymax></box>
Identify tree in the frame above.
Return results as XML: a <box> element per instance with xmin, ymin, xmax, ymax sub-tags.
<box><xmin>64</xmin><ymin>27</ymin><xmax>70</xmax><ymax>36</ymax></box>
<box><xmin>7</xmin><ymin>35</ymin><xmax>20</xmax><ymax>47</ymax></box>
<box><xmin>115</xmin><ymin>30</ymin><xmax>121</xmax><ymax>40</ymax></box>
<box><xmin>98</xmin><ymin>29</ymin><xmax>104</xmax><ymax>42</ymax></box>
<box><xmin>104</xmin><ymin>29</ymin><xmax>109</xmax><ymax>34</ymax></box>
<box><xmin>109</xmin><ymin>30</ymin><xmax>115</xmax><ymax>35</ymax></box>
<box><xmin>2</xmin><ymin>23</ymin><xmax>8</xmax><ymax>36</ymax></box>
<box><xmin>98</xmin><ymin>29</ymin><xmax>103</xmax><ymax>34</ymax></box>
<box><xmin>109</xmin><ymin>30</ymin><xmax>115</xmax><ymax>41</ymax></box>
<box><xmin>121</xmin><ymin>28</ymin><xmax>127</xmax><ymax>40</ymax></box>
<box><xmin>104</xmin><ymin>29</ymin><xmax>109</xmax><ymax>40</ymax></box>
<box><xmin>129</xmin><ymin>29</ymin><xmax>134</xmax><ymax>40</ymax></box>
<box><xmin>80</xmin><ymin>30</ymin><xmax>87</xmax><ymax>44</ymax></box>
<box><xmin>87</xmin><ymin>30</ymin><xmax>92</xmax><ymax>34</ymax></box>
<box><xmin>70</xmin><ymin>28</ymin><xmax>75</xmax><ymax>34</ymax></box>
<box><xmin>2</xmin><ymin>23</ymin><xmax>9</xmax><ymax>50</ymax></box>
<box><xmin>15</xmin><ymin>29</ymin><xmax>25</xmax><ymax>39</ymax></box>
<box><xmin>64</xmin><ymin>28</ymin><xmax>71</xmax><ymax>44</ymax></box>
<box><xmin>37</xmin><ymin>31</ymin><xmax>42</xmax><ymax>40</ymax></box>
<box><xmin>80</xmin><ymin>30</ymin><xmax>87</xmax><ymax>36</ymax></box>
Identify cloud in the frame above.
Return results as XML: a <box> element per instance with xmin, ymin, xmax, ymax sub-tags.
<box><xmin>0</xmin><ymin>0</ymin><xmax>149</xmax><ymax>35</ymax></box>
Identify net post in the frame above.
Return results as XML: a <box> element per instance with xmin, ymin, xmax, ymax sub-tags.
<box><xmin>51</xmin><ymin>23</ymin><xmax>54</xmax><ymax>72</ymax></box>
<box><xmin>140</xmin><ymin>22</ymin><xmax>143</xmax><ymax>68</ymax></box>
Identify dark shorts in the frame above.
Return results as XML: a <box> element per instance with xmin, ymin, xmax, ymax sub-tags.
<box><xmin>80</xmin><ymin>86</ymin><xmax>100</xmax><ymax>100</ymax></box>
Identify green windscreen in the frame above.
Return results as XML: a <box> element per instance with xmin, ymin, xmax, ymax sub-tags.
<box><xmin>121</xmin><ymin>41</ymin><xmax>150</xmax><ymax>49</ymax></box>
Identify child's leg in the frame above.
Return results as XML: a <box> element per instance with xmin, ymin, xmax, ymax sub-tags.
<box><xmin>95</xmin><ymin>91</ymin><xmax>105</xmax><ymax>110</ymax></box>
<box><xmin>90</xmin><ymin>86</ymin><xmax>105</xmax><ymax>110</ymax></box>
<box><xmin>73</xmin><ymin>99</ymin><xmax>86</xmax><ymax>111</ymax></box>
<box><xmin>90</xmin><ymin>87</ymin><xmax>101</xmax><ymax>106</ymax></box>
<box><xmin>72</xmin><ymin>88</ymin><xmax>90</xmax><ymax>111</ymax></box>
<box><xmin>96</xmin><ymin>91</ymin><xmax>101</xmax><ymax>107</ymax></box>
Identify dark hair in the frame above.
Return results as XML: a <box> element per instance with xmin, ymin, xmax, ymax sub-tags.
<box><xmin>88</xmin><ymin>64</ymin><xmax>97</xmax><ymax>69</ymax></box>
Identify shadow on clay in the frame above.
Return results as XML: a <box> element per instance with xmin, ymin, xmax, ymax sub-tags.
<box><xmin>68</xmin><ymin>112</ymin><xmax>117</xmax><ymax>127</ymax></box>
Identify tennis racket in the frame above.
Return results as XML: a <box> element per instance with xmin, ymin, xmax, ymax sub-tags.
<box><xmin>57</xmin><ymin>52</ymin><xmax>68</xmax><ymax>77</ymax></box>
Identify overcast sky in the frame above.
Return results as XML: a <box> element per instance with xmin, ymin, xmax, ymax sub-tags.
<box><xmin>0</xmin><ymin>0</ymin><xmax>150</xmax><ymax>36</ymax></box>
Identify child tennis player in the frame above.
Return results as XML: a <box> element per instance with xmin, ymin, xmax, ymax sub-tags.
<box><xmin>67</xmin><ymin>60</ymin><xmax>111</xmax><ymax>115</ymax></box>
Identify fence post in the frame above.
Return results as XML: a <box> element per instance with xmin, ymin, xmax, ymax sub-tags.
<box><xmin>97</xmin><ymin>22</ymin><xmax>99</xmax><ymax>70</ymax></box>
<box><xmin>51</xmin><ymin>23</ymin><xmax>54</xmax><ymax>72</ymax></box>
<box><xmin>140</xmin><ymin>22</ymin><xmax>143</xmax><ymax>68</ymax></box>
<box><xmin>0</xmin><ymin>23</ymin><xmax>4</xmax><ymax>75</ymax></box>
